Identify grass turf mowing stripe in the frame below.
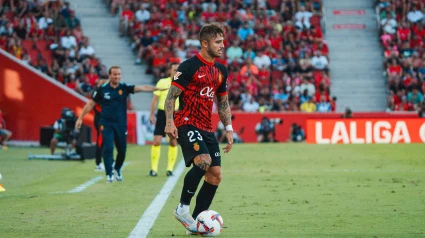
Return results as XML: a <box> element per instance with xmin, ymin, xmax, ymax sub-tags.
<box><xmin>128</xmin><ymin>159</ymin><xmax>185</xmax><ymax>238</ymax></box>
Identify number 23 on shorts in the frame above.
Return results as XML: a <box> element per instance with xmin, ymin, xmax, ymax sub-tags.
<box><xmin>187</xmin><ymin>130</ymin><xmax>203</xmax><ymax>142</ymax></box>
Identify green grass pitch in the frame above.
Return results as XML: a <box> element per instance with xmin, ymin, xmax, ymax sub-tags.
<box><xmin>0</xmin><ymin>144</ymin><xmax>424</xmax><ymax>237</ymax></box>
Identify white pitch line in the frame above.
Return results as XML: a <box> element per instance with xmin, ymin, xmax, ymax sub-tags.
<box><xmin>68</xmin><ymin>162</ymin><xmax>131</xmax><ymax>194</ymax></box>
<box><xmin>128</xmin><ymin>159</ymin><xmax>185</xmax><ymax>238</ymax></box>
<box><xmin>68</xmin><ymin>176</ymin><xmax>103</xmax><ymax>193</ymax></box>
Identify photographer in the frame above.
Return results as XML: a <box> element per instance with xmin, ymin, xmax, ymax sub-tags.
<box><xmin>255</xmin><ymin>116</ymin><xmax>283</xmax><ymax>143</ymax></box>
<box><xmin>50</xmin><ymin>108</ymin><xmax>78</xmax><ymax>155</ymax></box>
<box><xmin>290</xmin><ymin>123</ymin><xmax>306</xmax><ymax>142</ymax></box>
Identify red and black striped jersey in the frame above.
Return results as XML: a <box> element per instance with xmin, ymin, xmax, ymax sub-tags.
<box><xmin>171</xmin><ymin>53</ymin><xmax>228</xmax><ymax>132</ymax></box>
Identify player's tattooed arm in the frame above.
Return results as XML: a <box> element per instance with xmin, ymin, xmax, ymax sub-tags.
<box><xmin>217</xmin><ymin>94</ymin><xmax>232</xmax><ymax>126</ymax></box>
<box><xmin>164</xmin><ymin>85</ymin><xmax>182</xmax><ymax>123</ymax></box>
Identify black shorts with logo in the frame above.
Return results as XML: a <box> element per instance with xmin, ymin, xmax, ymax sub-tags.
<box><xmin>177</xmin><ymin>125</ymin><xmax>221</xmax><ymax>167</ymax></box>
<box><xmin>154</xmin><ymin>110</ymin><xmax>166</xmax><ymax>137</ymax></box>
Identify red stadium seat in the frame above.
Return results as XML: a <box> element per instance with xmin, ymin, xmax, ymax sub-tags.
<box><xmin>310</xmin><ymin>15</ymin><xmax>322</xmax><ymax>28</ymax></box>
<box><xmin>28</xmin><ymin>49</ymin><xmax>40</xmax><ymax>65</ymax></box>
<box><xmin>22</xmin><ymin>40</ymin><xmax>34</xmax><ymax>51</ymax></box>
<box><xmin>268</xmin><ymin>0</ymin><xmax>281</xmax><ymax>9</ymax></box>
<box><xmin>36</xmin><ymin>40</ymin><xmax>49</xmax><ymax>50</ymax></box>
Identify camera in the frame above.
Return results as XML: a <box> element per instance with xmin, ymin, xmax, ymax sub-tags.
<box><xmin>60</xmin><ymin>108</ymin><xmax>79</xmax><ymax>142</ymax></box>
<box><xmin>61</xmin><ymin>108</ymin><xmax>76</xmax><ymax>132</ymax></box>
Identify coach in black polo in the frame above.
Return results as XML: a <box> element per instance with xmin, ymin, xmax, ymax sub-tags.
<box><xmin>76</xmin><ymin>66</ymin><xmax>167</xmax><ymax>183</ymax></box>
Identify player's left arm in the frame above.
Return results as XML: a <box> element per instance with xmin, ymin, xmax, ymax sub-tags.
<box><xmin>134</xmin><ymin>85</ymin><xmax>168</xmax><ymax>92</ymax></box>
<box><xmin>216</xmin><ymin>70</ymin><xmax>233</xmax><ymax>153</ymax></box>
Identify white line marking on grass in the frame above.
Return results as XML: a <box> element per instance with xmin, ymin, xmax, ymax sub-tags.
<box><xmin>68</xmin><ymin>162</ymin><xmax>131</xmax><ymax>193</ymax></box>
<box><xmin>128</xmin><ymin>159</ymin><xmax>185</xmax><ymax>238</ymax></box>
<box><xmin>68</xmin><ymin>176</ymin><xmax>103</xmax><ymax>193</ymax></box>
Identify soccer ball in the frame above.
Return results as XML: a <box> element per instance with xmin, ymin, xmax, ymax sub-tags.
<box><xmin>195</xmin><ymin>210</ymin><xmax>224</xmax><ymax>237</ymax></box>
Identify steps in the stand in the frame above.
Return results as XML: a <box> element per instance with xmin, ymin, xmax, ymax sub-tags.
<box><xmin>324</xmin><ymin>0</ymin><xmax>387</xmax><ymax>112</ymax></box>
<box><xmin>71</xmin><ymin>0</ymin><xmax>153</xmax><ymax>110</ymax></box>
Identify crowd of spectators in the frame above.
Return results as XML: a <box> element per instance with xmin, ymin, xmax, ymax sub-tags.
<box><xmin>109</xmin><ymin>0</ymin><xmax>336</xmax><ymax>113</ymax></box>
<box><xmin>0</xmin><ymin>0</ymin><xmax>107</xmax><ymax>97</ymax></box>
<box><xmin>377</xmin><ymin>0</ymin><xmax>425</xmax><ymax>112</ymax></box>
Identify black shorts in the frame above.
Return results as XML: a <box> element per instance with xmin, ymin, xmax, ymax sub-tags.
<box><xmin>154</xmin><ymin>110</ymin><xmax>166</xmax><ymax>137</ymax></box>
<box><xmin>177</xmin><ymin>125</ymin><xmax>221</xmax><ymax>167</ymax></box>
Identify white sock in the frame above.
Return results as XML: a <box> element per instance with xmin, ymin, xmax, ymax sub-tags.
<box><xmin>177</xmin><ymin>203</ymin><xmax>189</xmax><ymax>215</ymax></box>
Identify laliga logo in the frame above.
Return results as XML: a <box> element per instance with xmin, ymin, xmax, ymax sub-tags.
<box><xmin>200</xmin><ymin>87</ymin><xmax>215</xmax><ymax>98</ymax></box>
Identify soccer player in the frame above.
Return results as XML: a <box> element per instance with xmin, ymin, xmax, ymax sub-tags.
<box><xmin>164</xmin><ymin>23</ymin><xmax>234</xmax><ymax>234</ymax></box>
<box><xmin>149</xmin><ymin>62</ymin><xmax>180</xmax><ymax>177</ymax></box>
<box><xmin>76</xmin><ymin>66</ymin><xmax>167</xmax><ymax>182</ymax></box>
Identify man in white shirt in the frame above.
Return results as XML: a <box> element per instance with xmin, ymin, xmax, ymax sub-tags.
<box><xmin>38</xmin><ymin>12</ymin><xmax>53</xmax><ymax>30</ymax></box>
<box><xmin>135</xmin><ymin>4</ymin><xmax>150</xmax><ymax>23</ymax></box>
<box><xmin>78</xmin><ymin>37</ymin><xmax>95</xmax><ymax>58</ymax></box>
<box><xmin>381</xmin><ymin>13</ymin><xmax>397</xmax><ymax>34</ymax></box>
<box><xmin>407</xmin><ymin>6</ymin><xmax>424</xmax><ymax>23</ymax></box>
<box><xmin>243</xmin><ymin>97</ymin><xmax>260</xmax><ymax>112</ymax></box>
<box><xmin>295</xmin><ymin>6</ymin><xmax>313</xmax><ymax>29</ymax></box>
<box><xmin>253</xmin><ymin>51</ymin><xmax>271</xmax><ymax>69</ymax></box>
<box><xmin>311</xmin><ymin>51</ymin><xmax>329</xmax><ymax>70</ymax></box>
<box><xmin>185</xmin><ymin>34</ymin><xmax>201</xmax><ymax>48</ymax></box>
<box><xmin>299</xmin><ymin>78</ymin><xmax>316</xmax><ymax>97</ymax></box>
<box><xmin>61</xmin><ymin>30</ymin><xmax>77</xmax><ymax>49</ymax></box>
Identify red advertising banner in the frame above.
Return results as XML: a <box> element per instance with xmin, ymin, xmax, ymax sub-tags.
<box><xmin>211</xmin><ymin>112</ymin><xmax>418</xmax><ymax>143</ymax></box>
<box><xmin>306</xmin><ymin>118</ymin><xmax>425</xmax><ymax>144</ymax></box>
<box><xmin>127</xmin><ymin>111</ymin><xmax>137</xmax><ymax>144</ymax></box>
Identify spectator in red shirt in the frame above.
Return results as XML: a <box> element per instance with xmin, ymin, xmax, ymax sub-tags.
<box><xmin>86</xmin><ymin>67</ymin><xmax>99</xmax><ymax>86</ymax></box>
<box><xmin>257</xmin><ymin>65</ymin><xmax>271</xmax><ymax>86</ymax></box>
<box><xmin>397</xmin><ymin>21</ymin><xmax>411</xmax><ymax>43</ymax></box>
<box><xmin>66</xmin><ymin>73</ymin><xmax>78</xmax><ymax>90</ymax></box>
<box><xmin>387</xmin><ymin>58</ymin><xmax>402</xmax><ymax>77</ymax></box>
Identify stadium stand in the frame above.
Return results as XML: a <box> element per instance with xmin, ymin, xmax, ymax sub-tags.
<box><xmin>0</xmin><ymin>0</ymin><xmax>107</xmax><ymax>95</ymax></box>
<box><xmin>106</xmin><ymin>0</ymin><xmax>335</xmax><ymax>113</ymax></box>
<box><xmin>377</xmin><ymin>0</ymin><xmax>425</xmax><ymax>112</ymax></box>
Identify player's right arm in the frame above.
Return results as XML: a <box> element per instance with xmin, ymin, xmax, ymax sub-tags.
<box><xmin>164</xmin><ymin>85</ymin><xmax>182</xmax><ymax>139</ymax></box>
<box><xmin>76</xmin><ymin>88</ymin><xmax>102</xmax><ymax>130</ymax></box>
<box><xmin>164</xmin><ymin>62</ymin><xmax>191</xmax><ymax>139</ymax></box>
<box><xmin>75</xmin><ymin>99</ymin><xmax>96</xmax><ymax>130</ymax></box>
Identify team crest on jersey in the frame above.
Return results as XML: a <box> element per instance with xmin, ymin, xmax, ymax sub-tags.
<box><xmin>174</xmin><ymin>71</ymin><xmax>182</xmax><ymax>81</ymax></box>
<box><xmin>118</xmin><ymin>89</ymin><xmax>123</xmax><ymax>95</ymax></box>
<box><xmin>218</xmin><ymin>73</ymin><xmax>223</xmax><ymax>83</ymax></box>
<box><xmin>100</xmin><ymin>125</ymin><xmax>104</xmax><ymax>131</ymax></box>
<box><xmin>193</xmin><ymin>142</ymin><xmax>200</xmax><ymax>151</ymax></box>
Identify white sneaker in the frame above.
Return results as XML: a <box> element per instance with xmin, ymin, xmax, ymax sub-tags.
<box><xmin>173</xmin><ymin>207</ymin><xmax>197</xmax><ymax>233</ymax></box>
<box><xmin>114</xmin><ymin>169</ymin><xmax>123</xmax><ymax>181</ymax></box>
<box><xmin>95</xmin><ymin>163</ymin><xmax>105</xmax><ymax>172</ymax></box>
<box><xmin>106</xmin><ymin>174</ymin><xmax>114</xmax><ymax>183</ymax></box>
